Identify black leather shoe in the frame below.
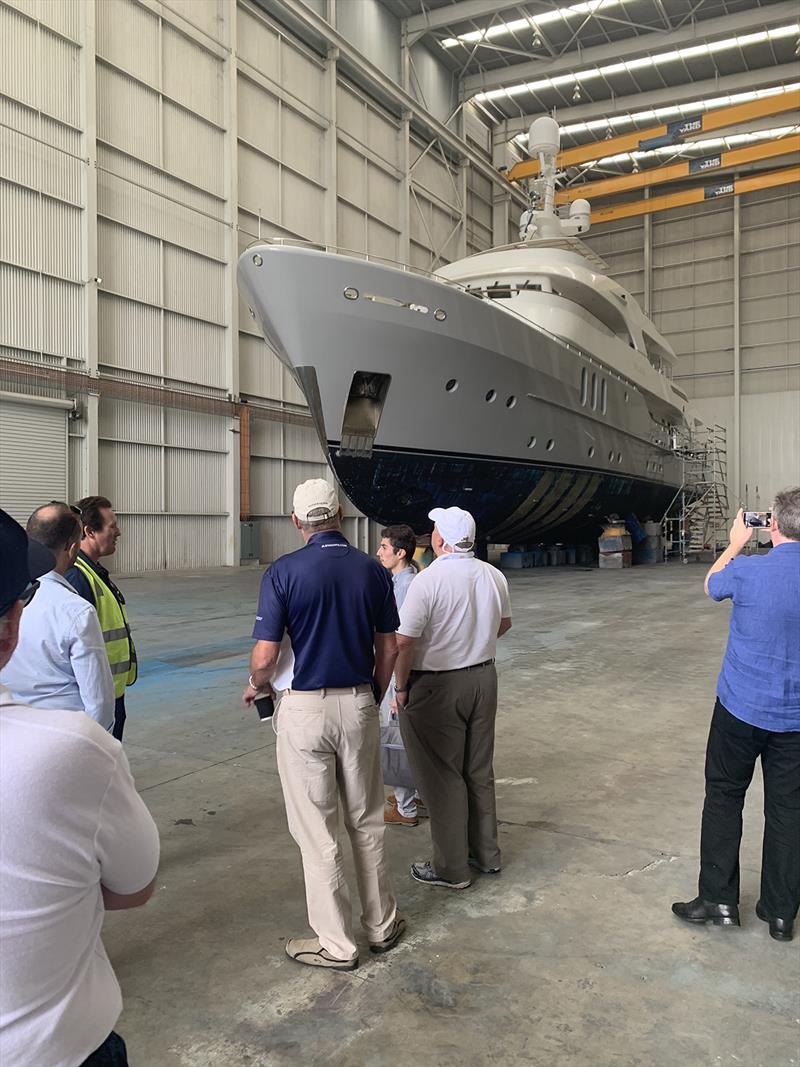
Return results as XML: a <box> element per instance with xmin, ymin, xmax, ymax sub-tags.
<box><xmin>672</xmin><ymin>896</ymin><xmax>740</xmax><ymax>926</ymax></box>
<box><xmin>756</xmin><ymin>900</ymin><xmax>794</xmax><ymax>942</ymax></box>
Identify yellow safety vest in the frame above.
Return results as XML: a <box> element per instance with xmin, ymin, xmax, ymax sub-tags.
<box><xmin>74</xmin><ymin>557</ymin><xmax>137</xmax><ymax>698</ymax></box>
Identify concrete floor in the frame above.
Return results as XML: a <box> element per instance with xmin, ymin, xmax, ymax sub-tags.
<box><xmin>103</xmin><ymin>563</ymin><xmax>800</xmax><ymax>1067</ymax></box>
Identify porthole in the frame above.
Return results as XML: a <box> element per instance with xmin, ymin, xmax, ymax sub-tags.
<box><xmin>445</xmin><ymin>378</ymin><xmax>458</xmax><ymax>392</ymax></box>
<box><xmin>588</xmin><ymin>446</ymin><xmax>595</xmax><ymax>458</ymax></box>
<box><xmin>608</xmin><ymin>451</ymin><xmax>614</xmax><ymax>462</ymax></box>
<box><xmin>343</xmin><ymin>287</ymin><xmax>358</xmax><ymax>300</ymax></box>
<box><xmin>546</xmin><ymin>439</ymin><xmax>555</xmax><ymax>451</ymax></box>
<box><xmin>601</xmin><ymin>379</ymin><xmax>607</xmax><ymax>415</ymax></box>
<box><xmin>527</xmin><ymin>435</ymin><xmax>536</xmax><ymax>448</ymax></box>
<box><xmin>591</xmin><ymin>372</ymin><xmax>598</xmax><ymax>411</ymax></box>
<box><xmin>580</xmin><ymin>367</ymin><xmax>588</xmax><ymax>406</ymax></box>
<box><xmin>506</xmin><ymin>395</ymin><xmax>517</xmax><ymax>409</ymax></box>
<box><xmin>485</xmin><ymin>389</ymin><xmax>497</xmax><ymax>403</ymax></box>
<box><xmin>624</xmin><ymin>391</ymin><xmax>629</xmax><ymax>403</ymax></box>
<box><xmin>617</xmin><ymin>452</ymin><xmax>623</xmax><ymax>464</ymax></box>
<box><xmin>434</xmin><ymin>308</ymin><xmax>447</xmax><ymax>321</ymax></box>
<box><xmin>252</xmin><ymin>253</ymin><xmax>263</xmax><ymax>266</ymax></box>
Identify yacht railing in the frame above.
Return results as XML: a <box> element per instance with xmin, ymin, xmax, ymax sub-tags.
<box><xmin>246</xmin><ymin>236</ymin><xmax>680</xmax><ymax>396</ymax></box>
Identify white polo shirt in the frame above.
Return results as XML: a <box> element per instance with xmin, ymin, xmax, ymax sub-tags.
<box><xmin>398</xmin><ymin>552</ymin><xmax>511</xmax><ymax>671</ymax></box>
<box><xmin>0</xmin><ymin>688</ymin><xmax>160</xmax><ymax>1067</ymax></box>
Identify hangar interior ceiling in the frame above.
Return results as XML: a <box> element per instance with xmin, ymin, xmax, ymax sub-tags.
<box><xmin>0</xmin><ymin>0</ymin><xmax>797</xmax><ymax>570</ymax></box>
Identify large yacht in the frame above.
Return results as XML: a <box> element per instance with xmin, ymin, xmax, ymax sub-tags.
<box><xmin>237</xmin><ymin>117</ymin><xmax>692</xmax><ymax>544</ymax></box>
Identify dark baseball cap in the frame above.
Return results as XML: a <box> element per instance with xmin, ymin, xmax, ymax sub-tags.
<box><xmin>0</xmin><ymin>508</ymin><xmax>55</xmax><ymax>618</ymax></box>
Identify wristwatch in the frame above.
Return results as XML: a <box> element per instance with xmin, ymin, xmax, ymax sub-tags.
<box><xmin>394</xmin><ymin>684</ymin><xmax>409</xmax><ymax>693</ymax></box>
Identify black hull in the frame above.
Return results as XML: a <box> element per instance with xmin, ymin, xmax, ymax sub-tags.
<box><xmin>330</xmin><ymin>445</ymin><xmax>675</xmax><ymax>543</ymax></box>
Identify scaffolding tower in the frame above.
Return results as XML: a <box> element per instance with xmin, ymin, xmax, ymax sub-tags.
<box><xmin>661</xmin><ymin>423</ymin><xmax>730</xmax><ymax>563</ymax></box>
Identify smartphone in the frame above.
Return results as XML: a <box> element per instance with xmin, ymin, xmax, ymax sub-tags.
<box><xmin>744</xmin><ymin>511</ymin><xmax>771</xmax><ymax>528</ymax></box>
<box><xmin>254</xmin><ymin>693</ymin><xmax>275</xmax><ymax>721</ymax></box>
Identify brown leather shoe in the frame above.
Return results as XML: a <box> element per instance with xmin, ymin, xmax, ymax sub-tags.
<box><xmin>384</xmin><ymin>804</ymin><xmax>418</xmax><ymax>827</ymax></box>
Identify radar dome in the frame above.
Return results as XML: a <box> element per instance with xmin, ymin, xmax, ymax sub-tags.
<box><xmin>527</xmin><ymin>116</ymin><xmax>560</xmax><ymax>156</ymax></box>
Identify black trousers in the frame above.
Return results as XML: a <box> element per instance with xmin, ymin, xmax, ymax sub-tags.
<box><xmin>113</xmin><ymin>695</ymin><xmax>126</xmax><ymax>741</ymax></box>
<box><xmin>699</xmin><ymin>699</ymin><xmax>800</xmax><ymax>918</ymax></box>
<box><xmin>79</xmin><ymin>1031</ymin><xmax>128</xmax><ymax>1067</ymax></box>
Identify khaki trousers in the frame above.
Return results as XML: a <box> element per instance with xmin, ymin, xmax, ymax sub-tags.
<box><xmin>400</xmin><ymin>662</ymin><xmax>500</xmax><ymax>884</ymax></box>
<box><xmin>275</xmin><ymin>685</ymin><xmax>397</xmax><ymax>959</ymax></box>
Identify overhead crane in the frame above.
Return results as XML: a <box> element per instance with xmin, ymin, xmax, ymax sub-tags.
<box><xmin>555</xmin><ymin>134</ymin><xmax>800</xmax><ymax>203</ymax></box>
<box><xmin>506</xmin><ymin>88</ymin><xmax>800</xmax><ymax>183</ymax></box>
<box><xmin>590</xmin><ymin>165</ymin><xmax>800</xmax><ymax>223</ymax></box>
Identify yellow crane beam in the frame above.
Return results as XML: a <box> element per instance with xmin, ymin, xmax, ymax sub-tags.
<box><xmin>555</xmin><ymin>135</ymin><xmax>800</xmax><ymax>203</ymax></box>
<box><xmin>590</xmin><ymin>165</ymin><xmax>800</xmax><ymax>224</ymax></box>
<box><xmin>506</xmin><ymin>89</ymin><xmax>800</xmax><ymax>183</ymax></box>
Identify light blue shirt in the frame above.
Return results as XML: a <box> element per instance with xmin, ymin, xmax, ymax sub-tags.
<box><xmin>0</xmin><ymin>571</ymin><xmax>115</xmax><ymax>730</ymax></box>
<box><xmin>381</xmin><ymin>564</ymin><xmax>417</xmax><ymax>720</ymax></box>
<box><xmin>708</xmin><ymin>542</ymin><xmax>800</xmax><ymax>732</ymax></box>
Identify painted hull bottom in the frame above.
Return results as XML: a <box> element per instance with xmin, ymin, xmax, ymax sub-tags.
<box><xmin>331</xmin><ymin>447</ymin><xmax>676</xmax><ymax>544</ymax></box>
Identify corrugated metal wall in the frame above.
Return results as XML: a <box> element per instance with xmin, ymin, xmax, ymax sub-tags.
<box><xmin>1</xmin><ymin>0</ymin><xmax>498</xmax><ymax>571</ymax></box>
<box><xmin>586</xmin><ymin>184</ymin><xmax>800</xmax><ymax>510</ymax></box>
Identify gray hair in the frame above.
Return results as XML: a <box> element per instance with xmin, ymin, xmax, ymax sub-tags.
<box><xmin>299</xmin><ymin>515</ymin><xmax>341</xmax><ymax>534</ymax></box>
<box><xmin>773</xmin><ymin>486</ymin><xmax>800</xmax><ymax>541</ymax></box>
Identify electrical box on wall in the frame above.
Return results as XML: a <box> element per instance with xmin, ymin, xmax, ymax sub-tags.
<box><xmin>240</xmin><ymin>521</ymin><xmax>259</xmax><ymax>563</ymax></box>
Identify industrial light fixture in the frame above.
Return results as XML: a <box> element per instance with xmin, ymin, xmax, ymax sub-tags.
<box><xmin>513</xmin><ymin>82</ymin><xmax>800</xmax><ymax>145</ymax></box>
<box><xmin>795</xmin><ymin>36</ymin><xmax>800</xmax><ymax>55</ymax></box>
<box><xmin>475</xmin><ymin>22</ymin><xmax>800</xmax><ymax>101</ymax></box>
<box><xmin>572</xmin><ymin>85</ymin><xmax>581</xmax><ymax>101</ymax></box>
<box><xmin>605</xmin><ymin>127</ymin><xmax>614</xmax><ymax>140</ymax></box>
<box><xmin>442</xmin><ymin>0</ymin><xmax>625</xmax><ymax>48</ymax></box>
<box><xmin>631</xmin><ymin>159</ymin><xmax>640</xmax><ymax>173</ymax></box>
<box><xmin>532</xmin><ymin>33</ymin><xmax>542</xmax><ymax>49</ymax></box>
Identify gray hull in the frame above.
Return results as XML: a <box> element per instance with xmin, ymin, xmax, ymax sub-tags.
<box><xmin>238</xmin><ymin>244</ymin><xmax>681</xmax><ymax>540</ymax></box>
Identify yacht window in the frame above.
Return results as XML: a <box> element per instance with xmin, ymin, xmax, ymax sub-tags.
<box><xmin>580</xmin><ymin>367</ymin><xmax>588</xmax><ymax>406</ymax></box>
<box><xmin>591</xmin><ymin>373</ymin><xmax>598</xmax><ymax>411</ymax></box>
<box><xmin>643</xmin><ymin>333</ymin><xmax>672</xmax><ymax>373</ymax></box>
<box><xmin>601</xmin><ymin>379</ymin><xmax>607</xmax><ymax>415</ymax></box>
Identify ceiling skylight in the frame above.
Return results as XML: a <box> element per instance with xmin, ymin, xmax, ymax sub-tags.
<box><xmin>441</xmin><ymin>0</ymin><xmax>626</xmax><ymax>48</ymax></box>
<box><xmin>513</xmin><ymin>83</ymin><xmax>800</xmax><ymax>145</ymax></box>
<box><xmin>475</xmin><ymin>23</ymin><xmax>800</xmax><ymax>102</ymax></box>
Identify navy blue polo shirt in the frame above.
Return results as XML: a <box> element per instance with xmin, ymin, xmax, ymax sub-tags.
<box><xmin>252</xmin><ymin>531</ymin><xmax>399</xmax><ymax>690</ymax></box>
<box><xmin>708</xmin><ymin>542</ymin><xmax>800</xmax><ymax>732</ymax></box>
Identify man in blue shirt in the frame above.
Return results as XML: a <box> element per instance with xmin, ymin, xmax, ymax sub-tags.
<box><xmin>242</xmin><ymin>479</ymin><xmax>405</xmax><ymax>970</ymax></box>
<box><xmin>672</xmin><ymin>489</ymin><xmax>800</xmax><ymax>942</ymax></box>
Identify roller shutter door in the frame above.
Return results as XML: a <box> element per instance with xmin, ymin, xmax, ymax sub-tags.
<box><xmin>0</xmin><ymin>398</ymin><xmax>69</xmax><ymax>523</ymax></box>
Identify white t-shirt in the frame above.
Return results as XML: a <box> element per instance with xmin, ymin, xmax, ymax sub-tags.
<box><xmin>398</xmin><ymin>552</ymin><xmax>511</xmax><ymax>671</ymax></box>
<box><xmin>0</xmin><ymin>688</ymin><xmax>160</xmax><ymax>1067</ymax></box>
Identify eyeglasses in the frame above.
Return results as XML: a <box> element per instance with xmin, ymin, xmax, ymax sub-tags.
<box><xmin>49</xmin><ymin>501</ymin><xmax>83</xmax><ymax>519</ymax></box>
<box><xmin>0</xmin><ymin>580</ymin><xmax>39</xmax><ymax>619</ymax></box>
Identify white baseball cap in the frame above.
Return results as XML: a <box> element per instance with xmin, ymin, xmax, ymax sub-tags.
<box><xmin>429</xmin><ymin>506</ymin><xmax>476</xmax><ymax>552</ymax></box>
<box><xmin>293</xmin><ymin>479</ymin><xmax>339</xmax><ymax>523</ymax></box>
